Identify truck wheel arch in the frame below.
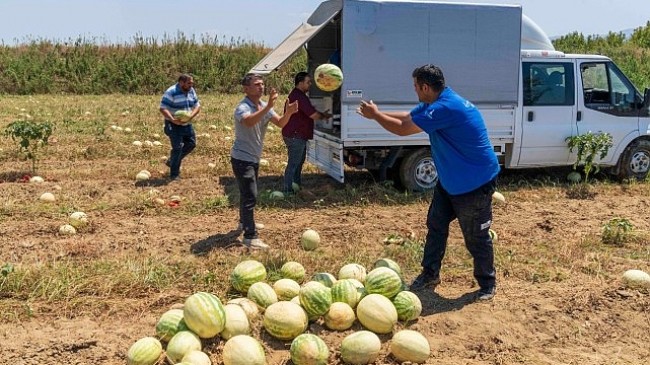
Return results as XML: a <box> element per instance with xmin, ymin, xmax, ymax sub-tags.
<box><xmin>615</xmin><ymin>138</ymin><xmax>650</xmax><ymax>181</ymax></box>
<box><xmin>399</xmin><ymin>148</ymin><xmax>438</xmax><ymax>191</ymax></box>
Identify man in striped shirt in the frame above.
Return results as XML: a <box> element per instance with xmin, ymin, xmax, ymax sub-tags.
<box><xmin>159</xmin><ymin>74</ymin><xmax>201</xmax><ymax>181</ymax></box>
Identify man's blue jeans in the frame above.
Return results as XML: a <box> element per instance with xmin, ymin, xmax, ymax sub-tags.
<box><xmin>422</xmin><ymin>178</ymin><xmax>497</xmax><ymax>291</ymax></box>
<box><xmin>231</xmin><ymin>158</ymin><xmax>259</xmax><ymax>239</ymax></box>
<box><xmin>283</xmin><ymin>136</ymin><xmax>307</xmax><ymax>192</ymax></box>
<box><xmin>164</xmin><ymin>120</ymin><xmax>196</xmax><ymax>178</ymax></box>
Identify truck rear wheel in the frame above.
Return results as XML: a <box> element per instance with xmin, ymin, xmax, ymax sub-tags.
<box><xmin>399</xmin><ymin>148</ymin><xmax>437</xmax><ymax>191</ymax></box>
<box><xmin>616</xmin><ymin>139</ymin><xmax>650</xmax><ymax>181</ymax></box>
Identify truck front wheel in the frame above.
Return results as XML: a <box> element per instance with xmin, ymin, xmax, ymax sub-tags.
<box><xmin>616</xmin><ymin>139</ymin><xmax>650</xmax><ymax>181</ymax></box>
<box><xmin>399</xmin><ymin>148</ymin><xmax>438</xmax><ymax>191</ymax></box>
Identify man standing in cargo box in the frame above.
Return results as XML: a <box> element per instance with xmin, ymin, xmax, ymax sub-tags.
<box><xmin>357</xmin><ymin>64</ymin><xmax>500</xmax><ymax>301</ymax></box>
<box><xmin>282</xmin><ymin>72</ymin><xmax>331</xmax><ymax>194</ymax></box>
<box><xmin>231</xmin><ymin>73</ymin><xmax>298</xmax><ymax>249</ymax></box>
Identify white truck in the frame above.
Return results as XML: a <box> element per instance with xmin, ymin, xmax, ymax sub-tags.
<box><xmin>251</xmin><ymin>0</ymin><xmax>650</xmax><ymax>191</ymax></box>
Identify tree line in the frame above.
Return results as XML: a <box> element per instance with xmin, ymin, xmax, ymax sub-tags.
<box><xmin>0</xmin><ymin>23</ymin><xmax>649</xmax><ymax>95</ymax></box>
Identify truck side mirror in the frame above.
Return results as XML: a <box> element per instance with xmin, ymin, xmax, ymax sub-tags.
<box><xmin>644</xmin><ymin>88</ymin><xmax>650</xmax><ymax>108</ymax></box>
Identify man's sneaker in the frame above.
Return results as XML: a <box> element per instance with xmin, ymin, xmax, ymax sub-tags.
<box><xmin>242</xmin><ymin>238</ymin><xmax>269</xmax><ymax>250</ymax></box>
<box><xmin>237</xmin><ymin>222</ymin><xmax>265</xmax><ymax>231</ymax></box>
<box><xmin>409</xmin><ymin>271</ymin><xmax>441</xmax><ymax>291</ymax></box>
<box><xmin>476</xmin><ymin>287</ymin><xmax>496</xmax><ymax>301</ymax></box>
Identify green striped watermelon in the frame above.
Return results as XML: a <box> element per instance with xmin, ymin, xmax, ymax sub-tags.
<box><xmin>273</xmin><ymin>278</ymin><xmax>301</xmax><ymax>301</ymax></box>
<box><xmin>183</xmin><ymin>292</ymin><xmax>226</xmax><ymax>338</ymax></box>
<box><xmin>126</xmin><ymin>337</ymin><xmax>162</xmax><ymax>365</ymax></box>
<box><xmin>223</xmin><ymin>335</ymin><xmax>266</xmax><ymax>365</ymax></box>
<box><xmin>338</xmin><ymin>263</ymin><xmax>367</xmax><ymax>283</ymax></box>
<box><xmin>392</xmin><ymin>290</ymin><xmax>422</xmax><ymax>321</ymax></box>
<box><xmin>331</xmin><ymin>278</ymin><xmax>361</xmax><ymax>308</ymax></box>
<box><xmin>312</xmin><ymin>272</ymin><xmax>337</xmax><ymax>287</ymax></box>
<box><xmin>365</xmin><ymin>267</ymin><xmax>403</xmax><ymax>298</ymax></box>
<box><xmin>263</xmin><ymin>301</ymin><xmax>308</xmax><ymax>340</ymax></box>
<box><xmin>373</xmin><ymin>257</ymin><xmax>403</xmax><ymax>277</ymax></box>
<box><xmin>340</xmin><ymin>331</ymin><xmax>381</xmax><ymax>365</ymax></box>
<box><xmin>247</xmin><ymin>282</ymin><xmax>278</xmax><ymax>310</ymax></box>
<box><xmin>155</xmin><ymin>309</ymin><xmax>188</xmax><ymax>342</ymax></box>
<box><xmin>280</xmin><ymin>261</ymin><xmax>306</xmax><ymax>283</ymax></box>
<box><xmin>390</xmin><ymin>330</ymin><xmax>431</xmax><ymax>364</ymax></box>
<box><xmin>356</xmin><ymin>293</ymin><xmax>398</xmax><ymax>334</ymax></box>
<box><xmin>230</xmin><ymin>260</ymin><xmax>267</xmax><ymax>293</ymax></box>
<box><xmin>290</xmin><ymin>334</ymin><xmax>330</xmax><ymax>365</ymax></box>
<box><xmin>299</xmin><ymin>281</ymin><xmax>332</xmax><ymax>319</ymax></box>
<box><xmin>324</xmin><ymin>302</ymin><xmax>356</xmax><ymax>331</ymax></box>
<box><xmin>166</xmin><ymin>331</ymin><xmax>202</xmax><ymax>364</ymax></box>
<box><xmin>314</xmin><ymin>63</ymin><xmax>344</xmax><ymax>92</ymax></box>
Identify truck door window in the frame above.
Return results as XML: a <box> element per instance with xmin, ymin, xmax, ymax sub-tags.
<box><xmin>523</xmin><ymin>62</ymin><xmax>574</xmax><ymax>106</ymax></box>
<box><xmin>581</xmin><ymin>62</ymin><xmax>639</xmax><ymax>116</ymax></box>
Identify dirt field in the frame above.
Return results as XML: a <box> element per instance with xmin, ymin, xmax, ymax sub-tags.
<box><xmin>0</xmin><ymin>95</ymin><xmax>649</xmax><ymax>365</ymax></box>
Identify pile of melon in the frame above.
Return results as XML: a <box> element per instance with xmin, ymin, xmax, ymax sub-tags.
<box><xmin>126</xmin><ymin>257</ymin><xmax>431</xmax><ymax>365</ymax></box>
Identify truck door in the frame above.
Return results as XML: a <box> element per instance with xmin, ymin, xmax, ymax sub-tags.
<box><xmin>518</xmin><ymin>61</ymin><xmax>577</xmax><ymax>165</ymax></box>
<box><xmin>576</xmin><ymin>61</ymin><xmax>641</xmax><ymax>164</ymax></box>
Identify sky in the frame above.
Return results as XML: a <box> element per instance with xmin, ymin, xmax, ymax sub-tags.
<box><xmin>0</xmin><ymin>0</ymin><xmax>648</xmax><ymax>47</ymax></box>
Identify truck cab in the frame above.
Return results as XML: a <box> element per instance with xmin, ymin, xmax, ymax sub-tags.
<box><xmin>251</xmin><ymin>0</ymin><xmax>650</xmax><ymax>190</ymax></box>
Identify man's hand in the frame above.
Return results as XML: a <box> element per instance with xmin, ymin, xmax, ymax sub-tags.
<box><xmin>285</xmin><ymin>100</ymin><xmax>299</xmax><ymax>116</ymax></box>
<box><xmin>267</xmin><ymin>87</ymin><xmax>279</xmax><ymax>108</ymax></box>
<box><xmin>357</xmin><ymin>100</ymin><xmax>379</xmax><ymax>119</ymax></box>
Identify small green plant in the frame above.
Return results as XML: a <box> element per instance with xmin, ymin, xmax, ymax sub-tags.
<box><xmin>4</xmin><ymin>119</ymin><xmax>54</xmax><ymax>172</ymax></box>
<box><xmin>1</xmin><ymin>263</ymin><xmax>14</xmax><ymax>278</ymax></box>
<box><xmin>566</xmin><ymin>132</ymin><xmax>613</xmax><ymax>181</ymax></box>
<box><xmin>601</xmin><ymin>217</ymin><xmax>634</xmax><ymax>245</ymax></box>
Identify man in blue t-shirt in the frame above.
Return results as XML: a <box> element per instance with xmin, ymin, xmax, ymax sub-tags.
<box><xmin>159</xmin><ymin>74</ymin><xmax>201</xmax><ymax>181</ymax></box>
<box><xmin>357</xmin><ymin>64</ymin><xmax>500</xmax><ymax>301</ymax></box>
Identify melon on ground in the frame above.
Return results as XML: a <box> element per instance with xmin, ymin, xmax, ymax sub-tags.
<box><xmin>126</xmin><ymin>337</ymin><xmax>162</xmax><ymax>365</ymax></box>
<box><xmin>312</xmin><ymin>272</ymin><xmax>337</xmax><ymax>287</ymax></box>
<box><xmin>226</xmin><ymin>297</ymin><xmax>259</xmax><ymax>321</ymax></box>
<box><xmin>390</xmin><ymin>330</ymin><xmax>431</xmax><ymax>364</ymax></box>
<box><xmin>230</xmin><ymin>260</ymin><xmax>267</xmax><ymax>293</ymax></box>
<box><xmin>183</xmin><ymin>292</ymin><xmax>226</xmax><ymax>338</ymax></box>
<box><xmin>340</xmin><ymin>331</ymin><xmax>381</xmax><ymax>365</ymax></box>
<box><xmin>290</xmin><ymin>334</ymin><xmax>330</xmax><ymax>365</ymax></box>
<box><xmin>299</xmin><ymin>281</ymin><xmax>333</xmax><ymax>319</ymax></box>
<box><xmin>223</xmin><ymin>335</ymin><xmax>266</xmax><ymax>365</ymax></box>
<box><xmin>364</xmin><ymin>267</ymin><xmax>403</xmax><ymax>298</ymax></box>
<box><xmin>155</xmin><ymin>308</ymin><xmax>188</xmax><ymax>342</ymax></box>
<box><xmin>263</xmin><ymin>301</ymin><xmax>308</xmax><ymax>340</ymax></box>
<box><xmin>280</xmin><ymin>261</ymin><xmax>306</xmax><ymax>282</ymax></box>
<box><xmin>392</xmin><ymin>290</ymin><xmax>422</xmax><ymax>321</ymax></box>
<box><xmin>221</xmin><ymin>304</ymin><xmax>251</xmax><ymax>340</ymax></box>
<box><xmin>338</xmin><ymin>263</ymin><xmax>367</xmax><ymax>283</ymax></box>
<box><xmin>166</xmin><ymin>331</ymin><xmax>202</xmax><ymax>364</ymax></box>
<box><xmin>273</xmin><ymin>278</ymin><xmax>301</xmax><ymax>301</ymax></box>
<box><xmin>373</xmin><ymin>257</ymin><xmax>402</xmax><ymax>276</ymax></box>
<box><xmin>247</xmin><ymin>281</ymin><xmax>278</xmax><ymax>310</ymax></box>
<box><xmin>356</xmin><ymin>293</ymin><xmax>398</xmax><ymax>334</ymax></box>
<box><xmin>331</xmin><ymin>278</ymin><xmax>362</xmax><ymax>308</ymax></box>
<box><xmin>324</xmin><ymin>302</ymin><xmax>356</xmax><ymax>331</ymax></box>
<box><xmin>301</xmin><ymin>229</ymin><xmax>321</xmax><ymax>250</ymax></box>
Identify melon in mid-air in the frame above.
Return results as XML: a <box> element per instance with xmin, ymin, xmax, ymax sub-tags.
<box><xmin>174</xmin><ymin>110</ymin><xmax>192</xmax><ymax>123</ymax></box>
<box><xmin>314</xmin><ymin>63</ymin><xmax>343</xmax><ymax>92</ymax></box>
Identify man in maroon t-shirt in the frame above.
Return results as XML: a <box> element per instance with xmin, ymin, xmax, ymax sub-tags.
<box><xmin>282</xmin><ymin>72</ymin><xmax>331</xmax><ymax>193</ymax></box>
